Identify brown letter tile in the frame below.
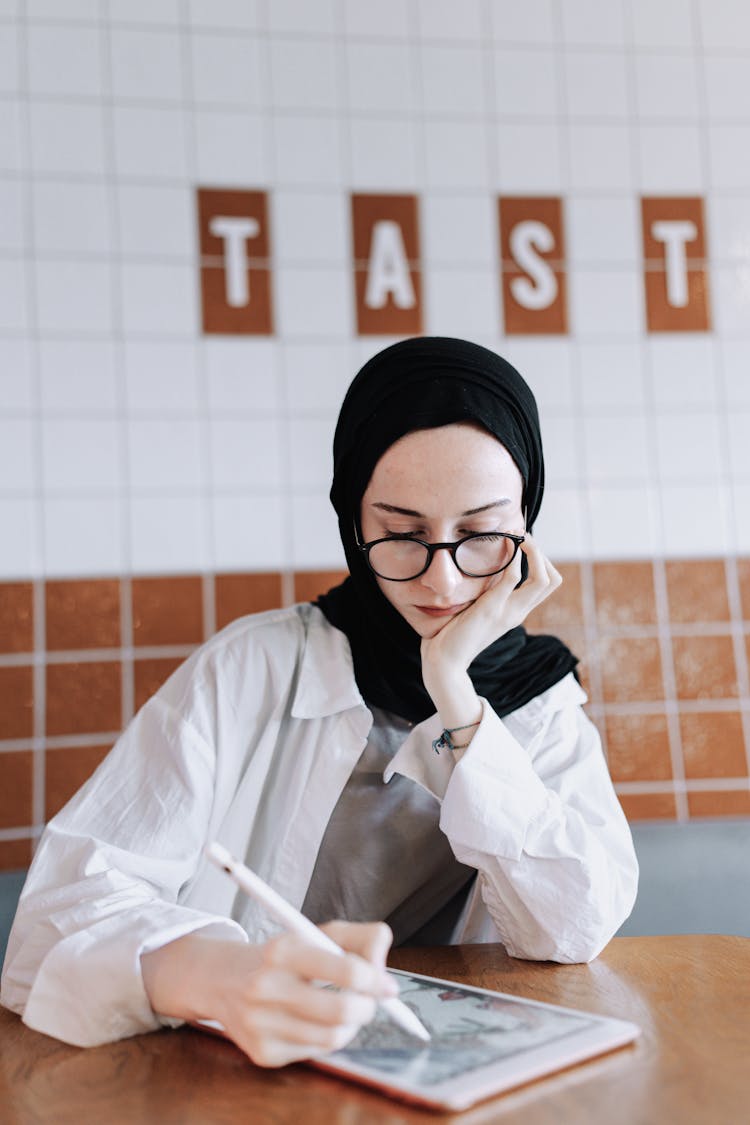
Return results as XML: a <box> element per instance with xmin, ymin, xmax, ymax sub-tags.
<box><xmin>46</xmin><ymin>578</ymin><xmax>121</xmax><ymax>651</ymax></box>
<box><xmin>45</xmin><ymin>744</ymin><xmax>111</xmax><ymax>820</ymax></box>
<box><xmin>672</xmin><ymin>635</ymin><xmax>738</xmax><ymax>700</ymax></box>
<box><xmin>215</xmin><ymin>572</ymin><xmax>283</xmax><ymax>631</ymax></box>
<box><xmin>0</xmin><ymin>582</ymin><xmax>33</xmax><ymax>654</ymax></box>
<box><xmin>132</xmin><ymin>576</ymin><xmax>204</xmax><ymax>646</ymax></box>
<box><xmin>665</xmin><ymin>559</ymin><xmax>730</xmax><ymax>624</ymax></box>
<box><xmin>46</xmin><ymin>661</ymin><xmax>121</xmax><ymax>736</ymax></box>
<box><xmin>0</xmin><ymin>666</ymin><xmax>34</xmax><ymax>739</ymax></box>
<box><xmin>0</xmin><ymin>750</ymin><xmax>33</xmax><ymax>828</ymax></box>
<box><xmin>679</xmin><ymin>711</ymin><xmax>748</xmax><ymax>779</ymax></box>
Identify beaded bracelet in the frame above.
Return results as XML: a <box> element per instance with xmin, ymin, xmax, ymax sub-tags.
<box><xmin>432</xmin><ymin>721</ymin><xmax>480</xmax><ymax>754</ymax></box>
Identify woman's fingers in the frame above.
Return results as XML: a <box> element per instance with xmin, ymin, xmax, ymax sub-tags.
<box><xmin>263</xmin><ymin>925</ymin><xmax>395</xmax><ymax>998</ymax></box>
<box><xmin>321</xmin><ymin>919</ymin><xmax>393</xmax><ymax>970</ymax></box>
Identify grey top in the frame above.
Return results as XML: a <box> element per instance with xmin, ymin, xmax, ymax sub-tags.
<box><xmin>302</xmin><ymin>705</ymin><xmax>475</xmax><ymax>945</ymax></box>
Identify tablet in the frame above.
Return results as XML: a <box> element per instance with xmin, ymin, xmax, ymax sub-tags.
<box><xmin>309</xmin><ymin>968</ymin><xmax>640</xmax><ymax>1111</ymax></box>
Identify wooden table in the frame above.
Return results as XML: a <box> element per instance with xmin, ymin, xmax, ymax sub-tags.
<box><xmin>1</xmin><ymin>935</ymin><xmax>747</xmax><ymax>1124</ymax></box>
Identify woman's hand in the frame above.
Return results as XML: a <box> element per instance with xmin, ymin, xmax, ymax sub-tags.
<box><xmin>141</xmin><ymin>920</ymin><xmax>396</xmax><ymax>1068</ymax></box>
<box><xmin>420</xmin><ymin>535</ymin><xmax>562</xmax><ymax>728</ymax></box>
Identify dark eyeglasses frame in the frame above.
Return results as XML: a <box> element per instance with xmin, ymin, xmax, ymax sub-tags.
<box><xmin>356</xmin><ymin>530</ymin><xmax>526</xmax><ymax>582</ymax></box>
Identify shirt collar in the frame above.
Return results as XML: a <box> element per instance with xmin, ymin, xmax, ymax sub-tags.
<box><xmin>291</xmin><ymin>606</ymin><xmax>366</xmax><ymax>719</ymax></box>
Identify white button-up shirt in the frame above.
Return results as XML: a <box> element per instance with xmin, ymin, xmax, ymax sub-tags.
<box><xmin>1</xmin><ymin>604</ymin><xmax>638</xmax><ymax>1047</ymax></box>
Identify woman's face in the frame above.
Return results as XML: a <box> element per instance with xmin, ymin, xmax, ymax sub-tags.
<box><xmin>359</xmin><ymin>423</ymin><xmax>525</xmax><ymax>638</ymax></box>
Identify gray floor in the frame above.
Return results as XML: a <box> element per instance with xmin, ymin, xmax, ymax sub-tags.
<box><xmin>1</xmin><ymin>820</ymin><xmax>748</xmax><ymax>970</ymax></box>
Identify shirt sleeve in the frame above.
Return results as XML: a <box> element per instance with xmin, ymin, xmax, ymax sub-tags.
<box><xmin>0</xmin><ymin>695</ymin><xmax>247</xmax><ymax>1047</ymax></box>
<box><xmin>386</xmin><ymin>676</ymin><xmax>639</xmax><ymax>964</ymax></box>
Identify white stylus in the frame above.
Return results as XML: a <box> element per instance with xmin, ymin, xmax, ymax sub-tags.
<box><xmin>205</xmin><ymin>841</ymin><xmax>430</xmax><ymax>1043</ymax></box>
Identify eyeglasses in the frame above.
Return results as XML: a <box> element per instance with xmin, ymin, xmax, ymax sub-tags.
<box><xmin>357</xmin><ymin>531</ymin><xmax>525</xmax><ymax>582</ymax></box>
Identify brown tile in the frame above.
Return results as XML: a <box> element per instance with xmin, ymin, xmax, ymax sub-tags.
<box><xmin>46</xmin><ymin>578</ymin><xmax>121</xmax><ymax>651</ymax></box>
<box><xmin>134</xmin><ymin>656</ymin><xmax>183</xmax><ymax>712</ymax></box>
<box><xmin>525</xmin><ymin>562</ymin><xmax>583</xmax><ymax>630</ymax></box>
<box><xmin>0</xmin><ymin>582</ymin><xmax>34</xmax><ymax>653</ymax></box>
<box><xmin>604</xmin><ymin>712</ymin><xmax>673</xmax><ymax>783</ymax></box>
<box><xmin>617</xmin><ymin>792</ymin><xmax>677</xmax><ymax>821</ymax></box>
<box><xmin>641</xmin><ymin>196</ymin><xmax>710</xmax><ymax>332</ymax></box>
<box><xmin>599</xmin><ymin>636</ymin><xmax>664</xmax><ymax>703</ymax></box>
<box><xmin>738</xmin><ymin>558</ymin><xmax>750</xmax><ymax>620</ymax></box>
<box><xmin>0</xmin><ymin>666</ymin><xmax>34</xmax><ymax>739</ymax></box>
<box><xmin>0</xmin><ymin>750</ymin><xmax>33</xmax><ymax>828</ymax></box>
<box><xmin>672</xmin><ymin>635</ymin><xmax>738</xmax><ymax>700</ymax></box>
<box><xmin>45</xmin><ymin>744</ymin><xmax>111</xmax><ymax>819</ymax></box>
<box><xmin>665</xmin><ymin>559</ymin><xmax>730</xmax><ymax>624</ymax></box>
<box><xmin>46</xmin><ymin>661</ymin><xmax>121</xmax><ymax>736</ymax></box>
<box><xmin>687</xmin><ymin>789</ymin><xmax>750</xmax><ymax>818</ymax></box>
<box><xmin>0</xmin><ymin>837</ymin><xmax>33</xmax><ymax>871</ymax></box>
<box><xmin>293</xmin><ymin>570</ymin><xmax>348</xmax><ymax>604</ymax></box>
<box><xmin>132</xmin><ymin>576</ymin><xmax>204</xmax><ymax>646</ymax></box>
<box><xmin>593</xmin><ymin>561</ymin><xmax>656</xmax><ymax>629</ymax></box>
<box><xmin>679</xmin><ymin>712</ymin><xmax>748</xmax><ymax>779</ymax></box>
<box><xmin>215</xmin><ymin>572</ymin><xmax>284</xmax><ymax>631</ymax></box>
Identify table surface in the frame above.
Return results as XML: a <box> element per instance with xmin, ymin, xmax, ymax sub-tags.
<box><xmin>1</xmin><ymin>935</ymin><xmax>748</xmax><ymax>1124</ymax></box>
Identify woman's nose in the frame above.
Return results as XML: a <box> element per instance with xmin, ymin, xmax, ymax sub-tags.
<box><xmin>419</xmin><ymin>546</ymin><xmax>463</xmax><ymax>594</ymax></box>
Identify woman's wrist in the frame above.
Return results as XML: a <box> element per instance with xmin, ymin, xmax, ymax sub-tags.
<box><xmin>422</xmin><ymin>667</ymin><xmax>482</xmax><ymax>734</ymax></box>
<box><xmin>141</xmin><ymin>933</ymin><xmax>258</xmax><ymax>1023</ymax></box>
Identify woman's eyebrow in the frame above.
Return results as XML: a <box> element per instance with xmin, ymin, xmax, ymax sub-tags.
<box><xmin>371</xmin><ymin>499</ymin><xmax>511</xmax><ymax>517</ymax></box>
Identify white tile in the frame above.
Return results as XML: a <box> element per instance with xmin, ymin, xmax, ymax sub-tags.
<box><xmin>488</xmin><ymin>0</ymin><xmax>556</xmax><ymax>44</ymax></box>
<box><xmin>275</xmin><ymin>265</ymin><xmax>353</xmax><ymax>337</ymax></box>
<box><xmin>417</xmin><ymin>0</ymin><xmax>483</xmax><ymax>39</ymax></box>
<box><xmin>291</xmin><ymin>491</ymin><xmax>345</xmax><ymax>569</ymax></box>
<box><xmin>27</xmin><ymin>0</ymin><xmax>99</xmax><ymax>16</ymax></box>
<box><xmin>204</xmin><ymin>339</ymin><xmax>280</xmax><ymax>412</ymax></box>
<box><xmin>638</xmin><ymin>125</ymin><xmax>703</xmax><ymax>193</ymax></box>
<box><xmin>424</xmin><ymin>120</ymin><xmax>490</xmax><ymax>189</ymax></box>
<box><xmin>659</xmin><ymin>483</ymin><xmax>731</xmax><ymax>555</ymax></box>
<box><xmin>0</xmin><ymin>178</ymin><xmax>24</xmax><ymax>251</ymax></box>
<box><xmin>43</xmin><ymin>495</ymin><xmax>124</xmax><ymax>578</ymax></box>
<box><xmin>567</xmin><ymin>125</ymin><xmax>634</xmax><ymax>191</ymax></box>
<box><xmin>343</xmin><ymin>0</ymin><xmax>410</xmax><ymax>38</ymax></box>
<box><xmin>35</xmin><ymin>261</ymin><xmax>113</xmax><ymax>335</ymax></box>
<box><xmin>709</xmin><ymin>126</ymin><xmax>750</xmax><ymax>190</ymax></box>
<box><xmin>113</xmin><ymin>105</ymin><xmax>189</xmax><ymax>179</ymax></box>
<box><xmin>124</xmin><ymin>341</ymin><xmax>201</xmax><ymax>412</ymax></box>
<box><xmin>193</xmin><ymin>110</ymin><xmax>267</xmax><ymax>185</ymax></box>
<box><xmin>721</xmin><ymin>341</ymin><xmax>750</xmax><ymax>407</ymax></box>
<box><xmin>420</xmin><ymin>46</ymin><xmax>486</xmax><ymax>115</ymax></box>
<box><xmin>709</xmin><ymin>196</ymin><xmax>750</xmax><ymax>263</ymax></box>
<box><xmin>346</xmin><ymin>43</ymin><xmax>415</xmax><ymax>113</ymax></box>
<box><xmin>577</xmin><ymin>341</ymin><xmax>646</xmax><ymax>410</ymax></box>
<box><xmin>39</xmin><ymin>340</ymin><xmax>118</xmax><ymax>413</ymax></box>
<box><xmin>30</xmin><ymin>103</ymin><xmax>106</xmax><ymax>176</ymax></box>
<box><xmin>424</xmin><ymin>267</ymin><xmax>498</xmax><ymax>338</ymax></box>
<box><xmin>288</xmin><ymin>417</ymin><xmax>334</xmax><ymax>489</ymax></box>
<box><xmin>41</xmin><ymin>418</ymin><xmax>121</xmax><ymax>492</ymax></box>
<box><xmin>654</xmin><ymin>413</ymin><xmax>723</xmax><ymax>483</ymax></box>
<box><xmin>630</xmin><ymin>0</ymin><xmax>695</xmax><ymax>48</ymax></box>
<box><xmin>26</xmin><ymin>25</ymin><xmax>102</xmax><ymax>97</ymax></box>
<box><xmin>0</xmin><ymin>25</ymin><xmax>19</xmax><ymax>94</ymax></box>
<box><xmin>568</xmin><ymin>268</ymin><xmax>642</xmax><ymax>335</ymax></box>
<box><xmin>727</xmin><ymin>411</ymin><xmax>750</xmax><ymax>476</ymax></box>
<box><xmin>712</xmin><ymin>264</ymin><xmax>750</xmax><ymax>336</ymax></box>
<box><xmin>698</xmin><ymin>0</ymin><xmax>750</xmax><ymax>50</ymax></box>
<box><xmin>283</xmin><ymin>341</ymin><xmax>355</xmax><ymax>412</ymax></box>
<box><xmin>267</xmin><ymin>0</ymin><xmax>336</xmax><ymax>34</ymax></box>
<box><xmin>349</xmin><ymin>118</ymin><xmax>418</xmax><ymax>189</ymax></box>
<box><xmin>541</xmin><ymin>415</ymin><xmax>582</xmax><ymax>483</ymax></box>
<box><xmin>109</xmin><ymin>0</ymin><xmax>181</xmax><ymax>22</ymax></box>
<box><xmin>732</xmin><ymin>484</ymin><xmax>750</xmax><ymax>551</ymax></box>
<box><xmin>271</xmin><ymin>190</ymin><xmax>348</xmax><ymax>264</ymax></box>
<box><xmin>560</xmin><ymin>0</ymin><xmax>626</xmax><ymax>46</ymax></box>
<box><xmin>32</xmin><ymin>181</ymin><xmax>112</xmax><ymax>255</ymax></box>
<box><xmin>582</xmin><ymin>414</ymin><xmax>650</xmax><ymax>482</ymax></box>
<box><xmin>209</xmin><ymin>417</ymin><xmax>283</xmax><ymax>489</ymax></box>
<box><xmin>501</xmin><ymin>339</ymin><xmax>575</xmax><ymax>412</ymax></box>
<box><xmin>703</xmin><ymin>55</ymin><xmax>750</xmax><ymax>121</ymax></box>
<box><xmin>493</xmin><ymin>48</ymin><xmax>558</xmax><ymax>117</ymax></box>
<box><xmin>117</xmin><ymin>183</ymin><xmax>193</xmax><ymax>258</ymax></box>
<box><xmin>110</xmin><ymin>28</ymin><xmax>183</xmax><ymax>102</ymax></box>
<box><xmin>0</xmin><ymin>498</ymin><xmax>37</xmax><ymax>579</ymax></box>
<box><xmin>532</xmin><ymin>486</ymin><xmax>586</xmax><ymax>559</ymax></box>
<box><xmin>269</xmin><ymin>39</ymin><xmax>339</xmax><ymax>111</ymax></box>
<box><xmin>212</xmin><ymin>493</ymin><xmax>286</xmax><ymax>570</ymax></box>
<box><xmin>0</xmin><ymin>100</ymin><xmax>23</xmax><ymax>172</ymax></box>
<box><xmin>0</xmin><ymin>418</ymin><xmax>35</xmax><ymax>492</ymax></box>
<box><xmin>587</xmin><ymin>485</ymin><xmax>659</xmax><ymax>558</ymax></box>
<box><xmin>422</xmin><ymin>194</ymin><xmax>495</xmax><ymax>267</ymax></box>
<box><xmin>634</xmin><ymin>54</ymin><xmax>700</xmax><ymax>121</ymax></box>
<box><xmin>187</xmin><ymin>0</ymin><xmax>260</xmax><ymax>30</ymax></box>
<box><xmin>273</xmin><ymin>115</ymin><xmax>342</xmax><ymax>186</ymax></box>
<box><xmin>190</xmin><ymin>32</ymin><xmax>263</xmax><ymax>107</ymax></box>
<box><xmin>566</xmin><ymin>197</ymin><xmax>639</xmax><ymax>265</ymax></box>
<box><xmin>494</xmin><ymin>123</ymin><xmax>564</xmax><ymax>191</ymax></box>
<box><xmin>127</xmin><ymin>418</ymin><xmax>204</xmax><ymax>490</ymax></box>
<box><xmin>120</xmin><ymin>263</ymin><xmax>196</xmax><ymax>335</ymax></box>
<box><xmin>0</xmin><ymin>257</ymin><xmax>27</xmax><ymax>331</ymax></box>
<box><xmin>130</xmin><ymin>495</ymin><xmax>208</xmax><ymax>574</ymax></box>
<box><xmin>564</xmin><ymin>51</ymin><xmax>629</xmax><ymax>119</ymax></box>
<box><xmin>648</xmin><ymin>337</ymin><xmax>717</xmax><ymax>409</ymax></box>
<box><xmin>0</xmin><ymin>340</ymin><xmax>34</xmax><ymax>412</ymax></box>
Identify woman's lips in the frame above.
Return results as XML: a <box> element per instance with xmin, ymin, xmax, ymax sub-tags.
<box><xmin>415</xmin><ymin>602</ymin><xmax>471</xmax><ymax>617</ymax></box>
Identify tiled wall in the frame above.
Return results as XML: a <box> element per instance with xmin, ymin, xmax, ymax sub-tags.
<box><xmin>2</xmin><ymin>0</ymin><xmax>750</xmax><ymax>860</ymax></box>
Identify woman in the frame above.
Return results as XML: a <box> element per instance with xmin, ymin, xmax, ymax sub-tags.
<box><xmin>1</xmin><ymin>337</ymin><xmax>637</xmax><ymax>1068</ymax></box>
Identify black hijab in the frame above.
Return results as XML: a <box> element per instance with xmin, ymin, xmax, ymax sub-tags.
<box><xmin>316</xmin><ymin>337</ymin><xmax>577</xmax><ymax>722</ymax></box>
